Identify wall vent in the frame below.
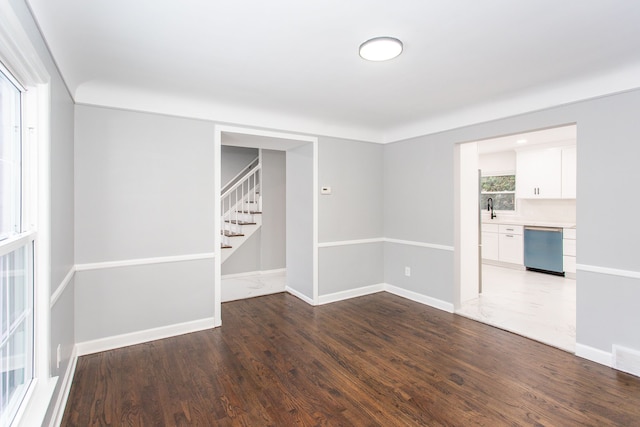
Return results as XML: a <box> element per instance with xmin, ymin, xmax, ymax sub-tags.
<box><xmin>613</xmin><ymin>345</ymin><xmax>640</xmax><ymax>378</ymax></box>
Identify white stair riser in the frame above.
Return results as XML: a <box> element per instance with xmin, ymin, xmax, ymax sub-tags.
<box><xmin>221</xmin><ymin>217</ymin><xmax>262</xmax><ymax>263</ymax></box>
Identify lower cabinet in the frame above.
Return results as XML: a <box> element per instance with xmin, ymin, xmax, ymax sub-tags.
<box><xmin>563</xmin><ymin>228</ymin><xmax>576</xmax><ymax>274</ymax></box>
<box><xmin>498</xmin><ymin>225</ymin><xmax>524</xmax><ymax>264</ymax></box>
<box><xmin>481</xmin><ymin>230</ymin><xmax>499</xmax><ymax>261</ymax></box>
<box><xmin>482</xmin><ymin>223</ymin><xmax>524</xmax><ymax>265</ymax></box>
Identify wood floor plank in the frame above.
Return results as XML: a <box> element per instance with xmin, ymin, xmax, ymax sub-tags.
<box><xmin>62</xmin><ymin>292</ymin><xmax>640</xmax><ymax>426</ymax></box>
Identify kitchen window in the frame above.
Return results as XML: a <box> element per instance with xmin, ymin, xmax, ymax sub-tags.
<box><xmin>480</xmin><ymin>174</ymin><xmax>516</xmax><ymax>211</ymax></box>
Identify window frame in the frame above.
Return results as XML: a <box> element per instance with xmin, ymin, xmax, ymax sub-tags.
<box><xmin>0</xmin><ymin>2</ymin><xmax>55</xmax><ymax>425</ymax></box>
<box><xmin>480</xmin><ymin>172</ymin><xmax>517</xmax><ymax>213</ymax></box>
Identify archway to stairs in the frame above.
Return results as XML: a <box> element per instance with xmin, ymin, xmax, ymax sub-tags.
<box><xmin>213</xmin><ymin>125</ymin><xmax>318</xmax><ymax>326</ymax></box>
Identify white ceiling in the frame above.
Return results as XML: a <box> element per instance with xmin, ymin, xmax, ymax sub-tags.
<box><xmin>477</xmin><ymin>124</ymin><xmax>576</xmax><ymax>154</ymax></box>
<box><xmin>25</xmin><ymin>0</ymin><xmax>640</xmax><ymax>143</ymax></box>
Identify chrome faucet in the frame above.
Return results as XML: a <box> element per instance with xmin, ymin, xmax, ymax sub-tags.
<box><xmin>487</xmin><ymin>197</ymin><xmax>496</xmax><ymax>219</ymax></box>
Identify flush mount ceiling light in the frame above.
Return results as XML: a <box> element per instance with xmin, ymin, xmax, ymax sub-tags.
<box><xmin>359</xmin><ymin>36</ymin><xmax>403</xmax><ymax>61</ymax></box>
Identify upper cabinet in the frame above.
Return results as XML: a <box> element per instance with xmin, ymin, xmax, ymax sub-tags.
<box><xmin>516</xmin><ymin>145</ymin><xmax>576</xmax><ymax>199</ymax></box>
<box><xmin>561</xmin><ymin>146</ymin><xmax>576</xmax><ymax>198</ymax></box>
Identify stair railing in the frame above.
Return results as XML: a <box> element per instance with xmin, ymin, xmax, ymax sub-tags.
<box><xmin>221</xmin><ymin>161</ymin><xmax>261</xmax><ymax>241</ymax></box>
<box><xmin>222</xmin><ymin>156</ymin><xmax>260</xmax><ymax>195</ymax></box>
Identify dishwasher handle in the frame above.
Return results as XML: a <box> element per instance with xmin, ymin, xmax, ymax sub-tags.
<box><xmin>524</xmin><ymin>226</ymin><xmax>563</xmax><ymax>232</ymax></box>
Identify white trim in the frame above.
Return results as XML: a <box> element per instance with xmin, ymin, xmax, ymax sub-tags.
<box><xmin>47</xmin><ymin>346</ymin><xmax>78</xmax><ymax>427</ymax></box>
<box><xmin>613</xmin><ymin>345</ymin><xmax>640</xmax><ymax>378</ymax></box>
<box><xmin>318</xmin><ymin>238</ymin><xmax>384</xmax><ymax>248</ymax></box>
<box><xmin>0</xmin><ymin>232</ymin><xmax>37</xmax><ymax>257</ymax></box>
<box><xmin>221</xmin><ymin>268</ymin><xmax>286</xmax><ymax>279</ymax></box>
<box><xmin>575</xmin><ymin>343</ymin><xmax>613</xmax><ymax>367</ymax></box>
<box><xmin>286</xmin><ymin>286</ymin><xmax>315</xmax><ymax>305</ymax></box>
<box><xmin>75</xmin><ymin>317</ymin><xmax>216</xmax><ymax>356</ymax></box>
<box><xmin>214</xmin><ymin>125</ymin><xmax>222</xmax><ymax>327</ymax></box>
<box><xmin>13</xmin><ymin>377</ymin><xmax>57</xmax><ymax>427</ymax></box>
<box><xmin>313</xmin><ymin>139</ymin><xmax>319</xmax><ymax>305</ymax></box>
<box><xmin>317</xmin><ymin>284</ymin><xmax>385</xmax><ymax>305</ymax></box>
<box><xmin>384</xmin><ymin>238</ymin><xmax>455</xmax><ymax>252</ymax></box>
<box><xmin>384</xmin><ymin>284</ymin><xmax>455</xmax><ymax>313</ymax></box>
<box><xmin>0</xmin><ymin>3</ymin><xmax>49</xmax><ymax>85</ymax></box>
<box><xmin>577</xmin><ymin>264</ymin><xmax>640</xmax><ymax>280</ymax></box>
<box><xmin>50</xmin><ymin>266</ymin><xmax>76</xmax><ymax>308</ymax></box>
<box><xmin>317</xmin><ymin>238</ymin><xmax>454</xmax><ymax>251</ymax></box>
<box><xmin>215</xmin><ymin>124</ymin><xmax>319</xmax><ymax>145</ymax></box>
<box><xmin>73</xmin><ymin>62</ymin><xmax>640</xmax><ymax>145</ymax></box>
<box><xmin>75</xmin><ymin>252</ymin><xmax>215</xmax><ymax>272</ymax></box>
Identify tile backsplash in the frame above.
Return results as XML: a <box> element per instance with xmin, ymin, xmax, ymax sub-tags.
<box><xmin>516</xmin><ymin>199</ymin><xmax>576</xmax><ymax>223</ymax></box>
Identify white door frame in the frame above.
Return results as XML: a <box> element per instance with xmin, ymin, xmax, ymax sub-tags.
<box><xmin>213</xmin><ymin>125</ymin><xmax>319</xmax><ymax>326</ymax></box>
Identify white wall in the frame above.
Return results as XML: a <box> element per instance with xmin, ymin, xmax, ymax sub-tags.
<box><xmin>479</xmin><ymin>151</ymin><xmax>516</xmax><ymax>174</ymax></box>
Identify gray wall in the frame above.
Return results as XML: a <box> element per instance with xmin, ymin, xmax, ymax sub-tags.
<box><xmin>75</xmin><ymin>260</ymin><xmax>215</xmax><ymax>342</ymax></box>
<box><xmin>222</xmin><ymin>149</ymin><xmax>286</xmax><ymax>275</ymax></box>
<box><xmin>9</xmin><ymin>0</ymin><xmax>76</xmax><ymax>424</ymax></box>
<box><xmin>221</xmin><ymin>145</ymin><xmax>258</xmax><ymax>186</ymax></box>
<box><xmin>260</xmin><ymin>149</ymin><xmax>287</xmax><ymax>270</ymax></box>
<box><xmin>74</xmin><ymin>105</ymin><xmax>217</xmax><ymax>340</ymax></box>
<box><xmin>317</xmin><ymin>137</ymin><xmax>384</xmax><ymax>296</ymax></box>
<box><xmin>318</xmin><ymin>137</ymin><xmax>383</xmax><ymax>242</ymax></box>
<box><xmin>286</xmin><ymin>143</ymin><xmax>314</xmax><ymax>299</ymax></box>
<box><xmin>384</xmin><ymin>88</ymin><xmax>640</xmax><ymax>356</ymax></box>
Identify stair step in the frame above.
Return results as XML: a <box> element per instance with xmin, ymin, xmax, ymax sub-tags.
<box><xmin>225</xmin><ymin>220</ymin><xmax>257</xmax><ymax>225</ymax></box>
<box><xmin>222</xmin><ymin>230</ymin><xmax>244</xmax><ymax>237</ymax></box>
<box><xmin>221</xmin><ymin>244</ymin><xmax>232</xmax><ymax>249</ymax></box>
<box><xmin>237</xmin><ymin>210</ymin><xmax>262</xmax><ymax>214</ymax></box>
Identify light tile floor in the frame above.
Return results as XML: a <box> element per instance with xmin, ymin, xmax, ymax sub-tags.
<box><xmin>222</xmin><ymin>270</ymin><xmax>287</xmax><ymax>303</ymax></box>
<box><xmin>456</xmin><ymin>264</ymin><xmax>576</xmax><ymax>352</ymax></box>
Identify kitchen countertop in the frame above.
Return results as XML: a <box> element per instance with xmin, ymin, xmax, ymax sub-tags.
<box><xmin>481</xmin><ymin>217</ymin><xmax>576</xmax><ymax>229</ymax></box>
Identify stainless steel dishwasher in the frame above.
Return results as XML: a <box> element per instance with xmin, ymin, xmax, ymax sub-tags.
<box><xmin>523</xmin><ymin>226</ymin><xmax>564</xmax><ymax>275</ymax></box>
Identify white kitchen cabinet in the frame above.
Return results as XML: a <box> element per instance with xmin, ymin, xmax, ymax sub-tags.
<box><xmin>516</xmin><ymin>148</ymin><xmax>562</xmax><ymax>199</ymax></box>
<box><xmin>481</xmin><ymin>231</ymin><xmax>499</xmax><ymax>261</ymax></box>
<box><xmin>482</xmin><ymin>223</ymin><xmax>523</xmax><ymax>265</ymax></box>
<box><xmin>563</xmin><ymin>227</ymin><xmax>576</xmax><ymax>275</ymax></box>
<box><xmin>561</xmin><ymin>146</ymin><xmax>577</xmax><ymax>199</ymax></box>
<box><xmin>498</xmin><ymin>225</ymin><xmax>523</xmax><ymax>264</ymax></box>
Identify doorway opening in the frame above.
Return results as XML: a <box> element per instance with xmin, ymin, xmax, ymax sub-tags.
<box><xmin>455</xmin><ymin>124</ymin><xmax>577</xmax><ymax>352</ymax></box>
<box><xmin>213</xmin><ymin>126</ymin><xmax>318</xmax><ymax>326</ymax></box>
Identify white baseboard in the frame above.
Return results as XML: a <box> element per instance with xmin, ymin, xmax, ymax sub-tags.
<box><xmin>613</xmin><ymin>345</ymin><xmax>640</xmax><ymax>377</ymax></box>
<box><xmin>76</xmin><ymin>317</ymin><xmax>216</xmax><ymax>356</ymax></box>
<box><xmin>48</xmin><ymin>346</ymin><xmax>78</xmax><ymax>427</ymax></box>
<box><xmin>384</xmin><ymin>284</ymin><xmax>455</xmax><ymax>313</ymax></box>
<box><xmin>575</xmin><ymin>343</ymin><xmax>613</xmax><ymax>367</ymax></box>
<box><xmin>285</xmin><ymin>286</ymin><xmax>315</xmax><ymax>305</ymax></box>
<box><xmin>317</xmin><ymin>284</ymin><xmax>385</xmax><ymax>305</ymax></box>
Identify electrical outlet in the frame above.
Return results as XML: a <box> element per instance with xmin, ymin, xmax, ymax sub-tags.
<box><xmin>56</xmin><ymin>344</ymin><xmax>61</xmax><ymax>369</ymax></box>
<box><xmin>404</xmin><ymin>266</ymin><xmax>411</xmax><ymax>277</ymax></box>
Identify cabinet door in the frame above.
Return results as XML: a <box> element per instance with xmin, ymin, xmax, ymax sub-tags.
<box><xmin>561</xmin><ymin>146</ymin><xmax>577</xmax><ymax>198</ymax></box>
<box><xmin>499</xmin><ymin>233</ymin><xmax>523</xmax><ymax>264</ymax></box>
<box><xmin>516</xmin><ymin>148</ymin><xmax>562</xmax><ymax>199</ymax></box>
<box><xmin>481</xmin><ymin>232</ymin><xmax>499</xmax><ymax>261</ymax></box>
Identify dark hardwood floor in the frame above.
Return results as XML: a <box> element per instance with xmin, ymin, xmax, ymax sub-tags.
<box><xmin>62</xmin><ymin>292</ymin><xmax>640</xmax><ymax>426</ymax></box>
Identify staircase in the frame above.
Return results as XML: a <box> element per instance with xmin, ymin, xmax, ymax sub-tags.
<box><xmin>221</xmin><ymin>156</ymin><xmax>262</xmax><ymax>263</ymax></box>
